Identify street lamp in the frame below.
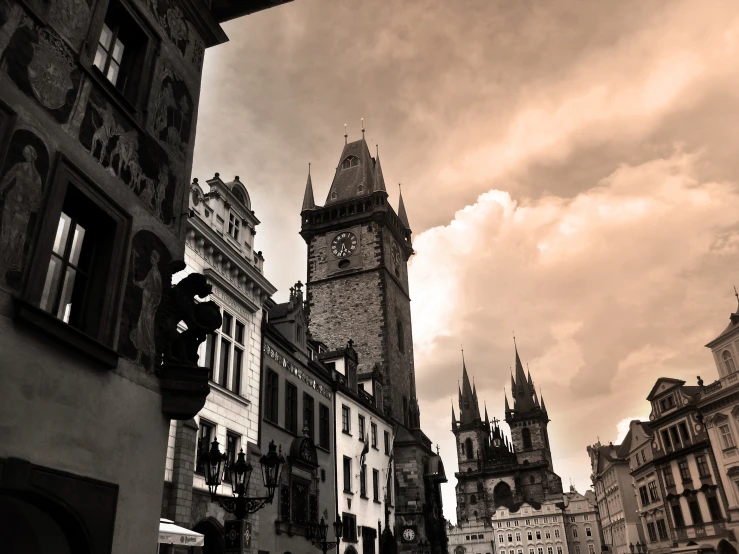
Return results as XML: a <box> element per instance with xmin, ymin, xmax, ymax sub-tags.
<box><xmin>205</xmin><ymin>438</ymin><xmax>285</xmax><ymax>520</ymax></box>
<box><xmin>419</xmin><ymin>539</ymin><xmax>430</xmax><ymax>554</ymax></box>
<box><xmin>308</xmin><ymin>515</ymin><xmax>343</xmax><ymax>554</ymax></box>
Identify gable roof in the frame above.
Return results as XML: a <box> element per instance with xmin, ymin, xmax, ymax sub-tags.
<box><xmin>646</xmin><ymin>378</ymin><xmax>686</xmax><ymax>401</ymax></box>
<box><xmin>325</xmin><ymin>138</ymin><xmax>378</xmax><ymax>205</ymax></box>
<box><xmin>706</xmin><ymin>298</ymin><xmax>739</xmax><ymax>348</ymax></box>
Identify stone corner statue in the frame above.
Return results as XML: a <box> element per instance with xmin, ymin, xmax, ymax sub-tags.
<box><xmin>157</xmin><ymin>259</ymin><xmax>222</xmax><ymax>420</ymax></box>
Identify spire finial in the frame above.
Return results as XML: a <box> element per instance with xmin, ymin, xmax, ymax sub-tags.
<box><xmin>308</xmin><ymin>162</ymin><xmax>311</xmax><ymax>175</ymax></box>
<box><xmin>734</xmin><ymin>286</ymin><xmax>739</xmax><ymax>310</ymax></box>
<box><xmin>361</xmin><ymin>118</ymin><xmax>365</xmax><ymax>137</ymax></box>
<box><xmin>344</xmin><ymin>123</ymin><xmax>348</xmax><ymax>144</ymax></box>
<box><xmin>376</xmin><ymin>144</ymin><xmax>379</xmax><ymax>158</ymax></box>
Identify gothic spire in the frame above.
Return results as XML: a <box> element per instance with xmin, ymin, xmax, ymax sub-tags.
<box><xmin>459</xmin><ymin>354</ymin><xmax>480</xmax><ymax>424</ymax></box>
<box><xmin>504</xmin><ymin>388</ymin><xmax>511</xmax><ymax>414</ymax></box>
<box><xmin>540</xmin><ymin>392</ymin><xmax>547</xmax><ymax>413</ymax></box>
<box><xmin>452</xmin><ymin>400</ymin><xmax>457</xmax><ymax>428</ymax></box>
<box><xmin>301</xmin><ymin>163</ymin><xmax>316</xmax><ymax>212</ymax></box>
<box><xmin>374</xmin><ymin>145</ymin><xmax>387</xmax><ymax>193</ymax></box>
<box><xmin>398</xmin><ymin>184</ymin><xmax>411</xmax><ymax>230</ymax></box>
<box><xmin>513</xmin><ymin>339</ymin><xmax>537</xmax><ymax>413</ymax></box>
<box><xmin>484</xmin><ymin>402</ymin><xmax>490</xmax><ymax>428</ymax></box>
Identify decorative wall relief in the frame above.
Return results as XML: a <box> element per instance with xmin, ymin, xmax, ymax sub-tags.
<box><xmin>119</xmin><ymin>230</ymin><xmax>173</xmax><ymax>371</ymax></box>
<box><xmin>48</xmin><ymin>0</ymin><xmax>92</xmax><ymax>51</ymax></box>
<box><xmin>0</xmin><ymin>129</ymin><xmax>49</xmax><ymax>291</ymax></box>
<box><xmin>79</xmin><ymin>87</ymin><xmax>178</xmax><ymax>225</ymax></box>
<box><xmin>0</xmin><ymin>14</ymin><xmax>81</xmax><ymax>123</ymax></box>
<box><xmin>143</xmin><ymin>0</ymin><xmax>205</xmax><ymax>69</ymax></box>
<box><xmin>149</xmin><ymin>62</ymin><xmax>192</xmax><ymax>159</ymax></box>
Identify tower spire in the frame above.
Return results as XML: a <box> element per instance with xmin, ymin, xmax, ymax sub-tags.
<box><xmin>374</xmin><ymin>145</ymin><xmax>387</xmax><ymax>193</ymax></box>
<box><xmin>344</xmin><ymin>123</ymin><xmax>348</xmax><ymax>144</ymax></box>
<box><xmin>459</xmin><ymin>352</ymin><xmax>479</xmax><ymax>424</ymax></box>
<box><xmin>301</xmin><ymin>163</ymin><xmax>316</xmax><ymax>212</ymax></box>
<box><xmin>452</xmin><ymin>399</ymin><xmax>457</xmax><ymax>429</ymax></box>
<box><xmin>398</xmin><ymin>183</ymin><xmax>411</xmax><ymax>230</ymax></box>
<box><xmin>513</xmin><ymin>338</ymin><xmax>537</xmax><ymax>413</ymax></box>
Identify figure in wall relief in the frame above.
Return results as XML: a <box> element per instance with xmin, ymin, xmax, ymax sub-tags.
<box><xmin>80</xmin><ymin>87</ymin><xmax>178</xmax><ymax>225</ymax></box>
<box><xmin>150</xmin><ymin>62</ymin><xmax>192</xmax><ymax>159</ymax></box>
<box><xmin>48</xmin><ymin>0</ymin><xmax>92</xmax><ymax>51</ymax></box>
<box><xmin>143</xmin><ymin>0</ymin><xmax>204</xmax><ymax>69</ymax></box>
<box><xmin>0</xmin><ymin>130</ymin><xmax>49</xmax><ymax>291</ymax></box>
<box><xmin>119</xmin><ymin>231</ymin><xmax>173</xmax><ymax>370</ymax></box>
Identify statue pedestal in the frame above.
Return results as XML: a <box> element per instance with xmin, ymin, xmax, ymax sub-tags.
<box><xmin>159</xmin><ymin>362</ymin><xmax>211</xmax><ymax>420</ymax></box>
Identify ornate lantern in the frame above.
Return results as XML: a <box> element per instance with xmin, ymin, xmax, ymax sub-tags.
<box><xmin>260</xmin><ymin>440</ymin><xmax>285</xmax><ymax>499</ymax></box>
<box><xmin>333</xmin><ymin>515</ymin><xmax>343</xmax><ymax>540</ymax></box>
<box><xmin>206</xmin><ymin>438</ymin><xmax>227</xmax><ymax>499</ymax></box>
<box><xmin>229</xmin><ymin>449</ymin><xmax>253</xmax><ymax>497</ymax></box>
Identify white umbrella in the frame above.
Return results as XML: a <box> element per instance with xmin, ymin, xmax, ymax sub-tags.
<box><xmin>158</xmin><ymin>518</ymin><xmax>204</xmax><ymax>547</ymax></box>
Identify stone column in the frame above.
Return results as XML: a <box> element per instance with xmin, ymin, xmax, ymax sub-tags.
<box><xmin>167</xmin><ymin>418</ymin><xmax>199</xmax><ymax>553</ymax></box>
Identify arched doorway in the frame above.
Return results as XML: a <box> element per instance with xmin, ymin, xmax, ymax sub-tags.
<box><xmin>717</xmin><ymin>541</ymin><xmax>736</xmax><ymax>554</ymax></box>
<box><xmin>193</xmin><ymin>518</ymin><xmax>225</xmax><ymax>554</ymax></box>
<box><xmin>0</xmin><ymin>493</ymin><xmax>90</xmax><ymax>554</ymax></box>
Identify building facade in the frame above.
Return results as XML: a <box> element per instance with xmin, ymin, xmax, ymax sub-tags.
<box><xmin>645</xmin><ymin>377</ymin><xmax>731</xmax><ymax>554</ymax></box>
<box><xmin>323</xmin><ymin>344</ymin><xmax>396</xmax><ymax>554</ymax></box>
<box><xmin>160</xmin><ymin>174</ymin><xmax>277</xmax><ymax>552</ymax></box>
<box><xmin>452</xmin><ymin>347</ymin><xmax>564</xmax><ymax>525</ymax></box>
<box><xmin>258</xmin><ymin>284</ymin><xmax>338</xmax><ymax>554</ymax></box>
<box><xmin>0</xmin><ymin>0</ymin><xmax>288</xmax><ymax>551</ymax></box>
<box><xmin>490</xmin><ymin>501</ymin><xmax>568</xmax><ymax>554</ymax></box>
<box><xmin>447</xmin><ymin>519</ymin><xmax>495</xmax><ymax>554</ymax></box>
<box><xmin>563</xmin><ymin>486</ymin><xmax>603</xmax><ymax>554</ymax></box>
<box><xmin>588</xmin><ymin>438</ymin><xmax>645</xmax><ymax>554</ymax></box>
<box><xmin>299</xmin><ymin>134</ymin><xmax>447</xmax><ymax>554</ymax></box>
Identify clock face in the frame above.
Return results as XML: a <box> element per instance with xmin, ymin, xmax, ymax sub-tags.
<box><xmin>331</xmin><ymin>232</ymin><xmax>358</xmax><ymax>258</ymax></box>
<box><xmin>403</xmin><ymin>528</ymin><xmax>416</xmax><ymax>541</ymax></box>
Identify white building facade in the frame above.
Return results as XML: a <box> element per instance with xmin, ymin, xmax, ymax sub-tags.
<box><xmin>490</xmin><ymin>501</ymin><xmax>568</xmax><ymax>554</ymax></box>
<box><xmin>161</xmin><ymin>174</ymin><xmax>277</xmax><ymax>552</ymax></box>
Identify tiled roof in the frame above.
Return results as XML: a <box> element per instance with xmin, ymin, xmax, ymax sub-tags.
<box><xmin>324</xmin><ymin>138</ymin><xmax>377</xmax><ymax>205</ymax></box>
<box><xmin>269</xmin><ymin>302</ymin><xmax>290</xmax><ymax>318</ymax></box>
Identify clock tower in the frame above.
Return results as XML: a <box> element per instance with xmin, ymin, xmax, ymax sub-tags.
<box><xmin>300</xmin><ymin>133</ymin><xmax>447</xmax><ymax>554</ymax></box>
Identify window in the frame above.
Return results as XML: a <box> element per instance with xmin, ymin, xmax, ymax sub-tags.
<box><xmin>678</xmin><ymin>459</ymin><xmax>691</xmax><ymax>481</ymax></box>
<box><xmin>342</xmin><ymin>405</ymin><xmax>351</xmax><ymax>433</ymax></box>
<box><xmin>466</xmin><ymin>438</ymin><xmax>474</xmax><ymax>460</ymax></box>
<box><xmin>644</xmin><ymin>481</ymin><xmax>658</xmax><ymax>503</ymax></box>
<box><xmin>218</xmin><ymin>337</ymin><xmax>230</xmax><ymax>387</ymax></box>
<box><xmin>319</xmin><ymin>404</ymin><xmax>330</xmax><ymax>450</ymax></box>
<box><xmin>536</xmin><ymin>531</ymin><xmax>541</xmax><ymax>540</ymax></box>
<box><xmin>508</xmin><ymin>534</ymin><xmax>513</xmax><ymax>542</ymax></box>
<box><xmin>538</xmin><ymin>549</ymin><xmax>543</xmax><ymax>554</ymax></box>
<box><xmin>358</xmin><ymin>415</ymin><xmax>365</xmax><ymax>440</ymax></box>
<box><xmin>522</xmin><ymin>428</ymin><xmax>532</xmax><ymax>449</ymax></box>
<box><xmin>92</xmin><ymin>0</ymin><xmax>149</xmax><ymax>103</ymax></box>
<box><xmin>499</xmin><ymin>536</ymin><xmax>504</xmax><ymax>544</ymax></box>
<box><xmin>547</xmin><ymin>548</ymin><xmax>552</xmax><ymax>554</ymax></box>
<box><xmin>232</xmin><ymin>347</ymin><xmax>243</xmax><ymax>395</ymax></box>
<box><xmin>343</xmin><ymin>457</ymin><xmax>352</xmax><ymax>492</ymax></box>
<box><xmin>222</xmin><ymin>312</ymin><xmax>232</xmax><ymax>336</ymax></box>
<box><xmin>373</xmin><ymin>469</ymin><xmax>379</xmax><ymax>501</ymax></box>
<box><xmin>195</xmin><ymin>420</ymin><xmax>214</xmax><ymax>474</ymax></box>
<box><xmin>516</xmin><ymin>533</ymin><xmax>521</xmax><ymax>542</ymax></box>
<box><xmin>570</xmin><ymin>516</ymin><xmax>576</xmax><ymax>523</ymax></box>
<box><xmin>545</xmin><ymin>530</ymin><xmax>550</xmax><ymax>539</ymax></box>
<box><xmin>661</xmin><ymin>429</ymin><xmax>672</xmax><ymax>449</ymax></box>
<box><xmin>285</xmin><ymin>382</ymin><xmax>298</xmax><ymax>434</ymax></box>
<box><xmin>724</xmin><ymin>350</ymin><xmax>737</xmax><ymax>373</ymax></box>
<box><xmin>586</xmin><ymin>527</ymin><xmax>592</xmax><ymax>537</ymax></box>
<box><xmin>371</xmin><ymin>423</ymin><xmax>378</xmax><ymax>448</ymax></box>
<box><xmin>679</xmin><ymin>421</ymin><xmax>690</xmax><ymax>442</ymax></box>
<box><xmin>303</xmin><ymin>393</ymin><xmax>314</xmax><ymax>440</ymax></box>
<box><xmin>663</xmin><ymin>466</ymin><xmax>675</xmax><ymax>487</ymax></box>
<box><xmin>341</xmin><ymin>156</ymin><xmax>360</xmax><ymax>170</ymax></box>
<box><xmin>527</xmin><ymin>532</ymin><xmax>532</xmax><ymax>540</ymax></box>
<box><xmin>696</xmin><ymin>455</ymin><xmax>710</xmax><ymax>478</ymax></box>
<box><xmin>582</xmin><ymin>515</ymin><xmax>587</xmax><ymax>521</ymax></box>
<box><xmin>397</xmin><ymin>319</ymin><xmax>404</xmax><ymax>353</ymax></box>
<box><xmin>688</xmin><ymin>499</ymin><xmax>703</xmax><ymax>525</ymax></box>
<box><xmin>572</xmin><ymin>528</ymin><xmax>578</xmax><ymax>538</ymax></box>
<box><xmin>670</xmin><ymin>426</ymin><xmax>681</xmax><ymax>448</ymax></box>
<box><xmin>707</xmin><ymin>495</ymin><xmax>722</xmax><ymax>521</ymax></box>
<box><xmin>235</xmin><ymin>321</ymin><xmax>245</xmax><ymax>344</ymax></box>
<box><xmin>30</xmin><ymin>171</ymin><xmax>128</xmax><ymax>346</ymax></box>
<box><xmin>657</xmin><ymin>519</ymin><xmax>667</xmax><ymax>541</ymax></box>
<box><xmin>342</xmin><ymin>513</ymin><xmax>357</xmax><ymax>542</ymax></box>
<box><xmin>660</xmin><ymin>395</ymin><xmax>676</xmax><ymax>411</ymax></box>
<box><xmin>588</xmin><ymin>546</ymin><xmax>594</xmax><ymax>554</ymax></box>
<box><xmin>554</xmin><ymin>529</ymin><xmax>560</xmax><ymax>538</ymax></box>
<box><xmin>671</xmin><ymin>503</ymin><xmax>685</xmax><ymax>527</ymax></box>
<box><xmin>223</xmin><ymin>432</ymin><xmax>239</xmax><ymax>483</ymax></box>
<box><xmin>384</xmin><ymin>431</ymin><xmax>390</xmax><ymax>454</ymax></box>
<box><xmin>471</xmin><ymin>494</ymin><xmax>477</xmax><ymax>505</ymax></box>
<box><xmin>720</xmin><ymin>424</ymin><xmax>736</xmax><ymax>449</ymax></box>
<box><xmin>228</xmin><ymin>213</ymin><xmax>240</xmax><ymax>240</ymax></box>
<box><xmin>202</xmin><ymin>333</ymin><xmax>217</xmax><ymax>373</ymax></box>
<box><xmin>557</xmin><ymin>548</ymin><xmax>562</xmax><ymax>554</ymax></box>
<box><xmin>265</xmin><ymin>370</ymin><xmax>278</xmax><ymax>423</ymax></box>
<box><xmin>575</xmin><ymin>547</ymin><xmax>580</xmax><ymax>554</ymax></box>
<box><xmin>526</xmin><ymin>520</ymin><xmax>531</xmax><ymax>525</ymax></box>
<box><xmin>506</xmin><ymin>521</ymin><xmax>511</xmax><ymax>527</ymax></box>
<box><xmin>639</xmin><ymin>485</ymin><xmax>649</xmax><ymax>506</ymax></box>
<box><xmin>360</xmin><ymin>464</ymin><xmax>367</xmax><ymax>497</ymax></box>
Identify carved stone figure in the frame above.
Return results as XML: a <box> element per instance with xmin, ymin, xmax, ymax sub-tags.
<box><xmin>160</xmin><ymin>261</ymin><xmax>222</xmax><ymax>366</ymax></box>
<box><xmin>27</xmin><ymin>30</ymin><xmax>75</xmax><ymax>110</ymax></box>
<box><xmin>0</xmin><ymin>144</ymin><xmax>43</xmax><ymax>280</ymax></box>
<box><xmin>110</xmin><ymin>129</ymin><xmax>138</xmax><ymax>177</ymax></box>
<box><xmin>155</xmin><ymin>163</ymin><xmax>169</xmax><ymax>221</ymax></box>
<box><xmin>90</xmin><ymin>102</ymin><xmax>120</xmax><ymax>162</ymax></box>
<box><xmin>130</xmin><ymin>249</ymin><xmax>163</xmax><ymax>371</ymax></box>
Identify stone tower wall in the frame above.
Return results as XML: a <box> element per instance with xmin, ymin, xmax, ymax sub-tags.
<box><xmin>509</xmin><ymin>418</ymin><xmax>552</xmax><ymax>467</ymax></box>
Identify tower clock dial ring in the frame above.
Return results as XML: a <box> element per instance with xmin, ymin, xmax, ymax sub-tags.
<box><xmin>331</xmin><ymin>232</ymin><xmax>358</xmax><ymax>258</ymax></box>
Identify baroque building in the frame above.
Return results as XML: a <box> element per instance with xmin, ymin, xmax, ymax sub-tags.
<box><xmin>299</xmin><ymin>133</ymin><xmax>447</xmax><ymax>554</ymax></box>
<box><xmin>0</xmin><ymin>0</ymin><xmax>289</xmax><ymax>552</ymax></box>
<box><xmin>452</xmin><ymin>346</ymin><xmax>564</xmax><ymax>524</ymax></box>
<box><xmin>160</xmin><ymin>174</ymin><xmax>277</xmax><ymax>553</ymax></box>
<box><xmin>562</xmin><ymin>486</ymin><xmax>603</xmax><ymax>554</ymax></box>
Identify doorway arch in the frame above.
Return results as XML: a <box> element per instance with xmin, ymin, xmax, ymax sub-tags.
<box><xmin>193</xmin><ymin>518</ymin><xmax>225</xmax><ymax>554</ymax></box>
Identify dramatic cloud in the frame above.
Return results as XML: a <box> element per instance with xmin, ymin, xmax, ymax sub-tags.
<box><xmin>192</xmin><ymin>0</ymin><xmax>739</xmax><ymax>523</ymax></box>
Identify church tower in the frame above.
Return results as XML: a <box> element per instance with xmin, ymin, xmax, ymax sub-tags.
<box><xmin>301</xmin><ymin>132</ymin><xmax>447</xmax><ymax>554</ymax></box>
<box><xmin>300</xmin><ymin>134</ymin><xmax>415</xmax><ymax>424</ymax></box>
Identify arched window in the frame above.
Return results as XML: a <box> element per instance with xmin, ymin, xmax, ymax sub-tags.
<box><xmin>397</xmin><ymin>319</ymin><xmax>404</xmax><ymax>353</ymax></box>
<box><xmin>465</xmin><ymin>438</ymin><xmax>474</xmax><ymax>460</ymax></box>
<box><xmin>232</xmin><ymin>187</ymin><xmax>246</xmax><ymax>204</ymax></box>
<box><xmin>493</xmin><ymin>481</ymin><xmax>513</xmax><ymax>507</ymax></box>
<box><xmin>724</xmin><ymin>350</ymin><xmax>736</xmax><ymax>374</ymax></box>
<box><xmin>470</xmin><ymin>494</ymin><xmax>477</xmax><ymax>505</ymax></box>
<box><xmin>529</xmin><ymin>475</ymin><xmax>535</xmax><ymax>484</ymax></box>
<box><xmin>522</xmin><ymin>427</ymin><xmax>532</xmax><ymax>449</ymax></box>
<box><xmin>341</xmin><ymin>156</ymin><xmax>360</xmax><ymax>169</ymax></box>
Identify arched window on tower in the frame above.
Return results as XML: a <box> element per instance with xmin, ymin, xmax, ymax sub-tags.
<box><xmin>397</xmin><ymin>319</ymin><xmax>405</xmax><ymax>353</ymax></box>
<box><xmin>493</xmin><ymin>481</ymin><xmax>513</xmax><ymax>508</ymax></box>
<box><xmin>723</xmin><ymin>350</ymin><xmax>736</xmax><ymax>374</ymax></box>
<box><xmin>470</xmin><ymin>494</ymin><xmax>477</xmax><ymax>505</ymax></box>
<box><xmin>529</xmin><ymin>475</ymin><xmax>535</xmax><ymax>484</ymax></box>
<box><xmin>522</xmin><ymin>427</ymin><xmax>532</xmax><ymax>449</ymax></box>
<box><xmin>465</xmin><ymin>438</ymin><xmax>474</xmax><ymax>460</ymax></box>
<box><xmin>341</xmin><ymin>156</ymin><xmax>360</xmax><ymax>170</ymax></box>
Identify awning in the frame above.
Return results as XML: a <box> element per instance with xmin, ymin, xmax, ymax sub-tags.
<box><xmin>158</xmin><ymin>518</ymin><xmax>204</xmax><ymax>546</ymax></box>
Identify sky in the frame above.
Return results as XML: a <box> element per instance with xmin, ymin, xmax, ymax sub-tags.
<box><xmin>192</xmin><ymin>0</ymin><xmax>739</xmax><ymax>524</ymax></box>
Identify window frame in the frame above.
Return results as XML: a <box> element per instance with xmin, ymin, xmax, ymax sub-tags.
<box><xmin>719</xmin><ymin>424</ymin><xmax>736</xmax><ymax>450</ymax></box>
<box><xmin>343</xmin><ymin>456</ymin><xmax>352</xmax><ymax>492</ymax></box>
<box><xmin>264</xmin><ymin>369</ymin><xmax>279</xmax><ymax>424</ymax></box>
<box><xmin>319</xmin><ymin>403</ymin><xmax>330</xmax><ymax>450</ymax></box>
<box><xmin>84</xmin><ymin>0</ymin><xmax>158</xmax><ymax>116</ymax></box>
<box><xmin>22</xmin><ymin>156</ymin><xmax>130</xmax><ymax>354</ymax></box>
<box><xmin>195</xmin><ymin>419</ymin><xmax>215</xmax><ymax>475</ymax></box>
<box><xmin>342</xmin><ymin>405</ymin><xmax>351</xmax><ymax>434</ymax></box>
<box><xmin>303</xmin><ymin>393</ymin><xmax>314</xmax><ymax>440</ymax></box>
<box><xmin>371</xmin><ymin>422</ymin><xmax>378</xmax><ymax>449</ymax></box>
<box><xmin>285</xmin><ymin>381</ymin><xmax>298</xmax><ymax>435</ymax></box>
<box><xmin>696</xmin><ymin>454</ymin><xmax>710</xmax><ymax>478</ymax></box>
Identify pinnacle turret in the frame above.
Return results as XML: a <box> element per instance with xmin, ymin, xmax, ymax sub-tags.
<box><xmin>398</xmin><ymin>184</ymin><xmax>411</xmax><ymax>231</ymax></box>
<box><xmin>374</xmin><ymin>148</ymin><xmax>387</xmax><ymax>193</ymax></box>
<box><xmin>459</xmin><ymin>356</ymin><xmax>480</xmax><ymax>424</ymax></box>
<box><xmin>511</xmin><ymin>341</ymin><xmax>537</xmax><ymax>413</ymax></box>
<box><xmin>301</xmin><ymin>165</ymin><xmax>316</xmax><ymax>212</ymax></box>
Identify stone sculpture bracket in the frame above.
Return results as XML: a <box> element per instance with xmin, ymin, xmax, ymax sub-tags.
<box><xmin>158</xmin><ymin>260</ymin><xmax>222</xmax><ymax>420</ymax></box>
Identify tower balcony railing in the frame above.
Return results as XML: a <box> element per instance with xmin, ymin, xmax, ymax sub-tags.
<box><xmin>700</xmin><ymin>372</ymin><xmax>739</xmax><ymax>398</ymax></box>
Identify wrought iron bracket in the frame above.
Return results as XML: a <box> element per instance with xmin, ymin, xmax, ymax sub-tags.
<box><xmin>212</xmin><ymin>494</ymin><xmax>273</xmax><ymax>520</ymax></box>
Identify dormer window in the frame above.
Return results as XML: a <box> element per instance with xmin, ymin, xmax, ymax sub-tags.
<box><xmin>357</xmin><ymin>184</ymin><xmax>364</xmax><ymax>194</ymax></box>
<box><xmin>228</xmin><ymin>213</ymin><xmax>240</xmax><ymax>241</ymax></box>
<box><xmin>723</xmin><ymin>350</ymin><xmax>736</xmax><ymax>374</ymax></box>
<box><xmin>331</xmin><ymin>191</ymin><xmax>338</xmax><ymax>200</ymax></box>
<box><xmin>341</xmin><ymin>156</ymin><xmax>360</xmax><ymax>170</ymax></box>
<box><xmin>659</xmin><ymin>395</ymin><xmax>675</xmax><ymax>412</ymax></box>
